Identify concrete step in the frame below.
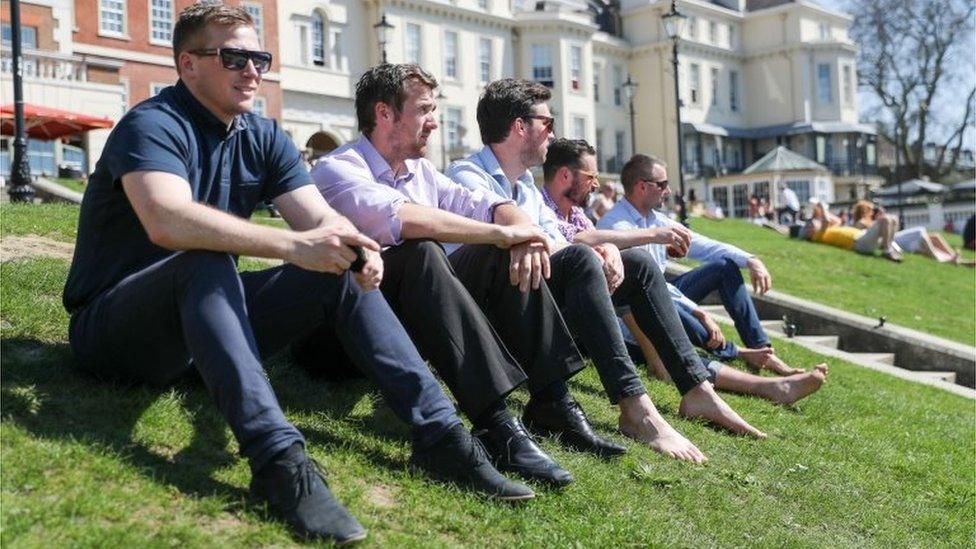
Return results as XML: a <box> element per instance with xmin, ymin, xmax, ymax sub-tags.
<box><xmin>684</xmin><ymin>304</ymin><xmax>974</xmax><ymax>398</ymax></box>
<box><xmin>846</xmin><ymin>352</ymin><xmax>896</xmax><ymax>365</ymax></box>
<box><xmin>792</xmin><ymin>335</ymin><xmax>840</xmax><ymax>349</ymax></box>
<box><xmin>760</xmin><ymin>319</ymin><xmax>787</xmax><ymax>333</ymax></box>
<box><xmin>914</xmin><ymin>371</ymin><xmax>958</xmax><ymax>384</ymax></box>
<box><xmin>699</xmin><ymin>305</ymin><xmax>729</xmax><ymax>317</ymax></box>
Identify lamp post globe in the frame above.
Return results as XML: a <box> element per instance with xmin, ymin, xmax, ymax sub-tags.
<box><xmin>373</xmin><ymin>13</ymin><xmax>395</xmax><ymax>64</ymax></box>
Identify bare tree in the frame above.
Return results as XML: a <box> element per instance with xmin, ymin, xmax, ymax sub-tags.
<box><xmin>849</xmin><ymin>0</ymin><xmax>975</xmax><ymax>180</ymax></box>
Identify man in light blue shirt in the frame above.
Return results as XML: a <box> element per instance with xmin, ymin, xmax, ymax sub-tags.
<box><xmin>598</xmin><ymin>154</ymin><xmax>809</xmax><ymax>376</ymax></box>
<box><xmin>449</xmin><ymin>79</ymin><xmax>766</xmax><ymax>462</ymax></box>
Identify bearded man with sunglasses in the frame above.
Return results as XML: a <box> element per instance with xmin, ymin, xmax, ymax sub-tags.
<box><xmin>62</xmin><ymin>4</ymin><xmax>533</xmax><ymax>545</ymax></box>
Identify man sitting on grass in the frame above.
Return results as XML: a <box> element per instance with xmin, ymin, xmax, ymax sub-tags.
<box><xmin>540</xmin><ymin>138</ymin><xmax>827</xmax><ymax>408</ymax></box>
<box><xmin>598</xmin><ymin>154</ymin><xmax>808</xmax><ymax>377</ymax></box>
<box><xmin>62</xmin><ymin>4</ymin><xmax>530</xmax><ymax>545</ymax></box>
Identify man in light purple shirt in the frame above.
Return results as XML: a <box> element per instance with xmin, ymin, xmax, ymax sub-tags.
<box><xmin>312</xmin><ymin>64</ymin><xmax>627</xmax><ymax>489</ymax></box>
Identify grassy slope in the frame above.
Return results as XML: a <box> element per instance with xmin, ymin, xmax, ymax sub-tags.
<box><xmin>1</xmin><ymin>204</ymin><xmax>973</xmax><ymax>547</ymax></box>
<box><xmin>684</xmin><ymin>217</ymin><xmax>976</xmax><ymax>345</ymax></box>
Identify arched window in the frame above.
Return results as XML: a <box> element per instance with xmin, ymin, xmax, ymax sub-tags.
<box><xmin>311</xmin><ymin>11</ymin><xmax>326</xmax><ymax>66</ymax></box>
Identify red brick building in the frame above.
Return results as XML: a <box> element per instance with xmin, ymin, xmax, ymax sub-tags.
<box><xmin>72</xmin><ymin>0</ymin><xmax>282</xmax><ymax>118</ymax></box>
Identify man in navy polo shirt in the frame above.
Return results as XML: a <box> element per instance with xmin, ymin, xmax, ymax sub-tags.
<box><xmin>62</xmin><ymin>4</ymin><xmax>531</xmax><ymax>544</ymax></box>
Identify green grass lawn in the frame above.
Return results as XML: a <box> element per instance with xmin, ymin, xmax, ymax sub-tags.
<box><xmin>49</xmin><ymin>177</ymin><xmax>87</xmax><ymax>194</ymax></box>
<box><xmin>2</xmin><ymin>204</ymin><xmax>974</xmax><ymax>546</ymax></box>
<box><xmin>684</xmin><ymin>217</ymin><xmax>976</xmax><ymax>346</ymax></box>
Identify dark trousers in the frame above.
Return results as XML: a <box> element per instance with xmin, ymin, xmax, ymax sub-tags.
<box><xmin>409</xmin><ymin>241</ymin><xmax>584</xmax><ymax>410</ymax></box>
<box><xmin>69</xmin><ymin>251</ymin><xmax>460</xmax><ymax>473</ymax></box>
<box><xmin>671</xmin><ymin>258</ymin><xmax>770</xmax><ymax>357</ymax></box>
<box><xmin>543</xmin><ymin>244</ymin><xmax>646</xmax><ymax>403</ymax></box>
<box><xmin>612</xmin><ymin>248</ymin><xmax>712</xmax><ymax>395</ymax></box>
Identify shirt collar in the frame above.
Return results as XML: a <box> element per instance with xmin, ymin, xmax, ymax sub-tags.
<box><xmin>620</xmin><ymin>196</ymin><xmax>650</xmax><ymax>224</ymax></box>
<box><xmin>173</xmin><ymin>80</ymin><xmax>248</xmax><ymax>137</ymax></box>
<box><xmin>541</xmin><ymin>187</ymin><xmax>565</xmax><ymax>219</ymax></box>
<box><xmin>475</xmin><ymin>146</ymin><xmax>534</xmax><ymax>188</ymax></box>
<box><xmin>355</xmin><ymin>135</ymin><xmax>416</xmax><ymax>186</ymax></box>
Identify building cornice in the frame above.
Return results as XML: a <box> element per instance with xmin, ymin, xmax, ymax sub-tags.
<box><xmin>621</xmin><ymin>0</ymin><xmax>744</xmax><ymax>21</ymax></box>
<box><xmin>514</xmin><ymin>11</ymin><xmax>600</xmax><ymax>38</ymax></box>
<box><xmin>380</xmin><ymin>0</ymin><xmax>515</xmax><ymax>30</ymax></box>
<box><xmin>631</xmin><ymin>37</ymin><xmax>856</xmax><ymax>62</ymax></box>
<box><xmin>746</xmin><ymin>40</ymin><xmax>858</xmax><ymax>61</ymax></box>
<box><xmin>751</xmin><ymin>0</ymin><xmax>853</xmax><ymax>23</ymax></box>
<box><xmin>592</xmin><ymin>32</ymin><xmax>632</xmax><ymax>57</ymax></box>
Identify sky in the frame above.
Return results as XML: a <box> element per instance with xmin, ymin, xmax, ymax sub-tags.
<box><xmin>815</xmin><ymin>0</ymin><xmax>975</xmax><ymax>150</ymax></box>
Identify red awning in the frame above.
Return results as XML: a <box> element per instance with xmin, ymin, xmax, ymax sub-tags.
<box><xmin>0</xmin><ymin>103</ymin><xmax>114</xmax><ymax>140</ymax></box>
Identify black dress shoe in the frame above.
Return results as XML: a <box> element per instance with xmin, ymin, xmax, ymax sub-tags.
<box><xmin>410</xmin><ymin>424</ymin><xmax>535</xmax><ymax>501</ymax></box>
<box><xmin>473</xmin><ymin>418</ymin><xmax>574</xmax><ymax>487</ymax></box>
<box><xmin>251</xmin><ymin>444</ymin><xmax>367</xmax><ymax>545</ymax></box>
<box><xmin>523</xmin><ymin>398</ymin><xmax>627</xmax><ymax>458</ymax></box>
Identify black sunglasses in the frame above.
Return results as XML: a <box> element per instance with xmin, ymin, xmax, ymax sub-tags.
<box><xmin>189</xmin><ymin>48</ymin><xmax>273</xmax><ymax>74</ymax></box>
<box><xmin>640</xmin><ymin>177</ymin><xmax>669</xmax><ymax>190</ymax></box>
<box><xmin>521</xmin><ymin>114</ymin><xmax>555</xmax><ymax>132</ymax></box>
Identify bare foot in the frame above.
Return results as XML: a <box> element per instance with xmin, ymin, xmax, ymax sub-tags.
<box><xmin>763</xmin><ymin>363</ymin><xmax>829</xmax><ymax>405</ymax></box>
<box><xmin>678</xmin><ymin>383</ymin><xmax>767</xmax><ymax>439</ymax></box>
<box><xmin>760</xmin><ymin>353</ymin><xmax>806</xmax><ymax>376</ymax></box>
<box><xmin>618</xmin><ymin>394</ymin><xmax>708</xmax><ymax>464</ymax></box>
<box><xmin>737</xmin><ymin>347</ymin><xmax>775</xmax><ymax>370</ymax></box>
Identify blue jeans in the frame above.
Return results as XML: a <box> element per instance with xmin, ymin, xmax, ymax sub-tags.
<box><xmin>671</xmin><ymin>258</ymin><xmax>770</xmax><ymax>358</ymax></box>
<box><xmin>69</xmin><ymin>251</ymin><xmax>460</xmax><ymax>473</ymax></box>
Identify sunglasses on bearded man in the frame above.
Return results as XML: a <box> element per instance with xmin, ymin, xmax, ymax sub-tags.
<box><xmin>189</xmin><ymin>48</ymin><xmax>273</xmax><ymax>74</ymax></box>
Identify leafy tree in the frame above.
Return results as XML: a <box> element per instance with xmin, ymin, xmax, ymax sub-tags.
<box><xmin>848</xmin><ymin>0</ymin><xmax>975</xmax><ymax>179</ymax></box>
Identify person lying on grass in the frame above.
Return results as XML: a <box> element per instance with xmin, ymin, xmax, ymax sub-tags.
<box><xmin>852</xmin><ymin>201</ymin><xmax>975</xmax><ymax>267</ymax></box>
<box><xmin>61</xmin><ymin>5</ymin><xmax>531</xmax><ymax>546</ymax></box>
<box><xmin>596</xmin><ymin>153</ymin><xmax>809</xmax><ymax>377</ymax></box>
<box><xmin>803</xmin><ymin>201</ymin><xmax>903</xmax><ymax>262</ymax></box>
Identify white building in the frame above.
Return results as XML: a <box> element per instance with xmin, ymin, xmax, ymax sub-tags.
<box><xmin>274</xmin><ymin>0</ymin><xmax>881</xmax><ymax>212</ymax></box>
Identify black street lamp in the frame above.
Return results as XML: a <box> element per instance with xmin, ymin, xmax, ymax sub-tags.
<box><xmin>622</xmin><ymin>74</ymin><xmax>638</xmax><ymax>158</ymax></box>
<box><xmin>662</xmin><ymin>0</ymin><xmax>688</xmax><ymax>226</ymax></box>
<box><xmin>437</xmin><ymin>89</ymin><xmax>448</xmax><ymax>171</ymax></box>
<box><xmin>373</xmin><ymin>13</ymin><xmax>394</xmax><ymax>64</ymax></box>
<box><xmin>7</xmin><ymin>0</ymin><xmax>35</xmax><ymax>203</ymax></box>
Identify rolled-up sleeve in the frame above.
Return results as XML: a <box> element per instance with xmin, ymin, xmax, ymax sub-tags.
<box><xmin>433</xmin><ymin>170</ymin><xmax>511</xmax><ymax>223</ymax></box>
<box><xmin>310</xmin><ymin>157</ymin><xmax>405</xmax><ymax>246</ymax></box>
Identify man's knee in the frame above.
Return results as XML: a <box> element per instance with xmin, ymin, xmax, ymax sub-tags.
<box><xmin>171</xmin><ymin>250</ymin><xmax>237</xmax><ymax>273</ymax></box>
<box><xmin>560</xmin><ymin>243</ymin><xmax>603</xmax><ymax>274</ymax></box>
<box><xmin>620</xmin><ymin>248</ymin><xmax>659</xmax><ymax>279</ymax></box>
<box><xmin>393</xmin><ymin>239</ymin><xmax>452</xmax><ymax>272</ymax></box>
<box><xmin>719</xmin><ymin>257</ymin><xmax>743</xmax><ymax>276</ymax></box>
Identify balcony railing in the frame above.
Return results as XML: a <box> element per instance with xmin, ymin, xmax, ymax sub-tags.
<box><xmin>682</xmin><ymin>162</ymin><xmax>746</xmax><ymax>178</ymax></box>
<box><xmin>0</xmin><ymin>49</ymin><xmax>118</xmax><ymax>83</ymax></box>
<box><xmin>820</xmin><ymin>159</ymin><xmax>879</xmax><ymax>177</ymax></box>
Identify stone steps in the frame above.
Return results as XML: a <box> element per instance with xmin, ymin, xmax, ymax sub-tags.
<box><xmin>700</xmin><ymin>305</ymin><xmax>974</xmax><ymax>399</ymax></box>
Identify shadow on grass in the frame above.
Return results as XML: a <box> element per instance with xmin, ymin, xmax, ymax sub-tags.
<box><xmin>1</xmin><ymin>337</ymin><xmax>415</xmax><ymax>506</ymax></box>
